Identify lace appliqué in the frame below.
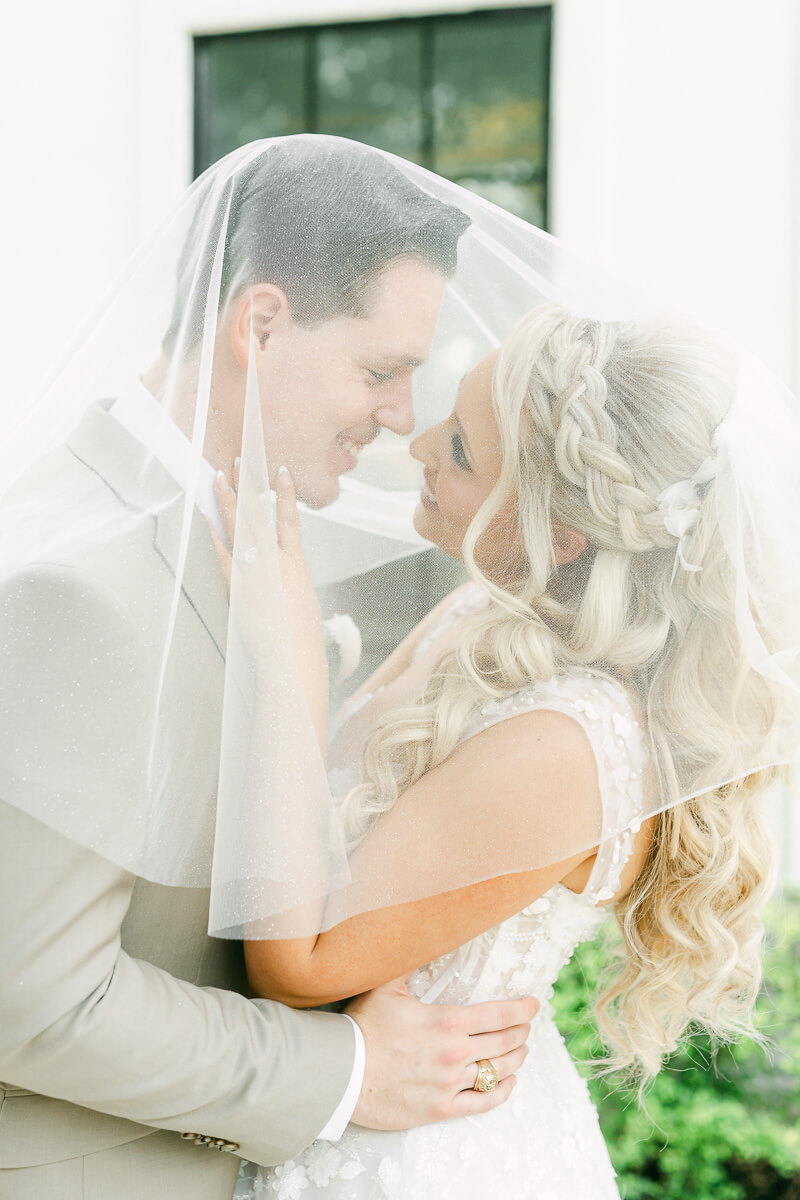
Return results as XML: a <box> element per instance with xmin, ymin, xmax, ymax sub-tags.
<box><xmin>241</xmin><ymin>600</ymin><xmax>648</xmax><ymax>1200</ymax></box>
<box><xmin>236</xmin><ymin>1134</ymin><xmax>367</xmax><ymax>1199</ymax></box>
<box><xmin>462</xmin><ymin>669</ymin><xmax>649</xmax><ymax>905</ymax></box>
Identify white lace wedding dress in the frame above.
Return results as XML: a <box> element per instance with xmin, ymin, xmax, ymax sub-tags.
<box><xmin>236</xmin><ymin>586</ymin><xmax>649</xmax><ymax>1200</ymax></box>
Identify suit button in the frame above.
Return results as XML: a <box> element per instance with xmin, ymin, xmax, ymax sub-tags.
<box><xmin>180</xmin><ymin>1132</ymin><xmax>200</xmax><ymax>1141</ymax></box>
<box><xmin>220</xmin><ymin>1142</ymin><xmax>240</xmax><ymax>1153</ymax></box>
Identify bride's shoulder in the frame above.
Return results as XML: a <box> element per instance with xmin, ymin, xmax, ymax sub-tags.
<box><xmin>465</xmin><ymin>670</ymin><xmax>643</xmax><ymax>736</ymax></box>
<box><xmin>459</xmin><ymin>670</ymin><xmax>649</xmax><ymax>806</ymax></box>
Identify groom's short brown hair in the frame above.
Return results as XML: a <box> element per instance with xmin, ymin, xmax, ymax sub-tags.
<box><xmin>163</xmin><ymin>136</ymin><xmax>470</xmax><ymax>354</ymax></box>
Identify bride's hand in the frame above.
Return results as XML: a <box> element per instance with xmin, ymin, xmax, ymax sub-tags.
<box><xmin>211</xmin><ymin>462</ymin><xmax>329</xmax><ymax>746</ymax></box>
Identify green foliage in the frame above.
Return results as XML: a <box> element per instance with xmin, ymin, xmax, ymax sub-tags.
<box><xmin>550</xmin><ymin>889</ymin><xmax>800</xmax><ymax>1200</ymax></box>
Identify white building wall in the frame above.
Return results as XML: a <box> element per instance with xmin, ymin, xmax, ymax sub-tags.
<box><xmin>1</xmin><ymin>1</ymin><xmax>137</xmax><ymax>415</ymax></box>
<box><xmin>0</xmin><ymin>0</ymin><xmax>798</xmax><ymax>877</ymax></box>
<box><xmin>2</xmin><ymin>0</ymin><xmax>796</xmax><ymax>410</ymax></box>
<box><xmin>552</xmin><ymin>0</ymin><xmax>796</xmax><ymax>381</ymax></box>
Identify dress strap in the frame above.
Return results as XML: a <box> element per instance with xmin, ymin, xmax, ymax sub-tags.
<box><xmin>460</xmin><ymin>671</ymin><xmax>650</xmax><ymax>906</ymax></box>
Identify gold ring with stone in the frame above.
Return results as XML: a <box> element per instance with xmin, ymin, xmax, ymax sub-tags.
<box><xmin>473</xmin><ymin>1058</ymin><xmax>500</xmax><ymax>1092</ymax></box>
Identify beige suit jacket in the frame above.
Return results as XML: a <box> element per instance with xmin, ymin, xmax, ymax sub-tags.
<box><xmin>0</xmin><ymin>403</ymin><xmax>356</xmax><ymax>1192</ymax></box>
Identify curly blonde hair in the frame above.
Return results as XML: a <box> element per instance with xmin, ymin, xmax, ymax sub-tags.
<box><xmin>341</xmin><ymin>303</ymin><xmax>783</xmax><ymax>1086</ymax></box>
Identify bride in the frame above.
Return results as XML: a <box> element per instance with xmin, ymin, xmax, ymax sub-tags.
<box><xmin>221</xmin><ymin>301</ymin><xmax>786</xmax><ymax>1199</ymax></box>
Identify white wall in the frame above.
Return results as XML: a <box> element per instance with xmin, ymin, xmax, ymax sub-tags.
<box><xmin>552</xmin><ymin>0</ymin><xmax>796</xmax><ymax>380</ymax></box>
<box><xmin>1</xmin><ymin>1</ymin><xmax>137</xmax><ymax>416</ymax></box>
<box><xmin>1</xmin><ymin>0</ymin><xmax>795</xmax><ymax>415</ymax></box>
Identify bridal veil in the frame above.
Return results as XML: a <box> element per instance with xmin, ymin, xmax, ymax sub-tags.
<box><xmin>0</xmin><ymin>134</ymin><xmax>797</xmax><ymax>938</ymax></box>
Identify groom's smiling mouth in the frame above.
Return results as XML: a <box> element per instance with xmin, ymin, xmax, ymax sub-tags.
<box><xmin>333</xmin><ymin>431</ymin><xmax>377</xmax><ymax>470</ymax></box>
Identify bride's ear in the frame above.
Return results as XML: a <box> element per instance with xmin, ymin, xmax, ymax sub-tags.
<box><xmin>230</xmin><ymin>285</ymin><xmax>289</xmax><ymax>368</ymax></box>
<box><xmin>553</xmin><ymin>523</ymin><xmax>588</xmax><ymax>565</ymax></box>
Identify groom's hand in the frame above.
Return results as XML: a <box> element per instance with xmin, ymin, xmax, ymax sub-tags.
<box><xmin>346</xmin><ymin>977</ymin><xmax>538</xmax><ymax>1129</ymax></box>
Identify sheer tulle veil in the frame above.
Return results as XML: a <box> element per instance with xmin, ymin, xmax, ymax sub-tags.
<box><xmin>0</xmin><ymin>134</ymin><xmax>797</xmax><ymax>939</ymax></box>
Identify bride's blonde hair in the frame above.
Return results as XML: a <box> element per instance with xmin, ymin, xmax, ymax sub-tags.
<box><xmin>341</xmin><ymin>302</ymin><xmax>781</xmax><ymax>1086</ymax></box>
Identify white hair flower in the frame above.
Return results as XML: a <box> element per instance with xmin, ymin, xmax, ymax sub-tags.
<box><xmin>656</xmin><ymin>455</ymin><xmax>717</xmax><ymax>583</ymax></box>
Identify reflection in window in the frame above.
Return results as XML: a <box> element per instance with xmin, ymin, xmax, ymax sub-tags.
<box><xmin>195</xmin><ymin>8</ymin><xmax>551</xmax><ymax>227</ymax></box>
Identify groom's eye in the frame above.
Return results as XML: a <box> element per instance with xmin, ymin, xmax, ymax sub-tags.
<box><xmin>451</xmin><ymin>433</ymin><xmax>471</xmax><ymax>471</ymax></box>
<box><xmin>366</xmin><ymin>369</ymin><xmax>394</xmax><ymax>387</ymax></box>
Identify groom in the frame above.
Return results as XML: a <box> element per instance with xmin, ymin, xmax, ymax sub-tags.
<box><xmin>0</xmin><ymin>140</ymin><xmax>536</xmax><ymax>1199</ymax></box>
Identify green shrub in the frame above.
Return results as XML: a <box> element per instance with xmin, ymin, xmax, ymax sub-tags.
<box><xmin>550</xmin><ymin>888</ymin><xmax>800</xmax><ymax>1199</ymax></box>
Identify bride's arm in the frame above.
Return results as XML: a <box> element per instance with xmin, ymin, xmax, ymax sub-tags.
<box><xmin>209</xmin><ymin>478</ymin><xmax>644</xmax><ymax>1008</ymax></box>
<box><xmin>244</xmin><ymin>706</ymin><xmax>609</xmax><ymax>1008</ymax></box>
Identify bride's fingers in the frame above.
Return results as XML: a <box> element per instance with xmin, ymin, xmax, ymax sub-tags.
<box><xmin>460</xmin><ymin>1043</ymin><xmax>528</xmax><ymax>1092</ymax></box>
<box><xmin>275</xmin><ymin>465</ymin><xmax>304</xmax><ymax>557</ymax></box>
<box><xmin>214</xmin><ymin>471</ymin><xmax>237</xmax><ymax>547</ymax></box>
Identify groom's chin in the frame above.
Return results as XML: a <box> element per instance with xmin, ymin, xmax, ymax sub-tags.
<box><xmin>296</xmin><ymin>474</ymin><xmax>341</xmax><ymax>510</ymax></box>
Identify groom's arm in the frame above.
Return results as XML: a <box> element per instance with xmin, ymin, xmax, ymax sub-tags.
<box><xmin>0</xmin><ymin>801</ymin><xmax>533</xmax><ymax>1161</ymax></box>
<box><xmin>0</xmin><ymin>564</ymin><xmax>355</xmax><ymax>1166</ymax></box>
<box><xmin>0</xmin><ymin>564</ymin><xmax>535</xmax><ymax>1166</ymax></box>
<box><xmin>0</xmin><ymin>797</ymin><xmax>357</xmax><ymax>1167</ymax></box>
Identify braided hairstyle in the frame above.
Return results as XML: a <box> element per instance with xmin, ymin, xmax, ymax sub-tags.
<box><xmin>340</xmin><ymin>302</ymin><xmax>780</xmax><ymax>1087</ymax></box>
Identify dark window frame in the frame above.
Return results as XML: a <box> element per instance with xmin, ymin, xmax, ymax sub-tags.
<box><xmin>194</xmin><ymin>5</ymin><xmax>552</xmax><ymax>228</ymax></box>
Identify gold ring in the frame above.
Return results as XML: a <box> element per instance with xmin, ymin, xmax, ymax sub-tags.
<box><xmin>472</xmin><ymin>1058</ymin><xmax>500</xmax><ymax>1092</ymax></box>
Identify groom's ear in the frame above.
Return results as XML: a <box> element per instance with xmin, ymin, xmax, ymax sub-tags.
<box><xmin>230</xmin><ymin>285</ymin><xmax>290</xmax><ymax>368</ymax></box>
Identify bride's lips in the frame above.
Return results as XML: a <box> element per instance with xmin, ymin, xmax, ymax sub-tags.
<box><xmin>420</xmin><ymin>475</ymin><xmax>438</xmax><ymax>510</ymax></box>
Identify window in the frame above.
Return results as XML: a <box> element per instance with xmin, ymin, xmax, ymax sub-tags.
<box><xmin>194</xmin><ymin>7</ymin><xmax>551</xmax><ymax>227</ymax></box>
<box><xmin>193</xmin><ymin>8</ymin><xmax>552</xmax><ymax>683</ymax></box>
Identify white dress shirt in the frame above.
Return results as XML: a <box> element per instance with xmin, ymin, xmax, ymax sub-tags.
<box><xmin>109</xmin><ymin>378</ymin><xmax>365</xmax><ymax>1142</ymax></box>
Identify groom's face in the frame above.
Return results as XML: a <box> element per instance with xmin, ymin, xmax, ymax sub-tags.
<box><xmin>257</xmin><ymin>257</ymin><xmax>446</xmax><ymax>508</ymax></box>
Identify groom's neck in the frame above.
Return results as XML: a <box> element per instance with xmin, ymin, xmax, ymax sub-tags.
<box><xmin>141</xmin><ymin>353</ymin><xmax>243</xmax><ymax>478</ymax></box>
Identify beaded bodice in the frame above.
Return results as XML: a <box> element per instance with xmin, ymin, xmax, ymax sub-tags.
<box><xmin>240</xmin><ymin>584</ymin><xmax>648</xmax><ymax>1200</ymax></box>
<box><xmin>336</xmin><ymin>583</ymin><xmax>650</xmax><ymax>1011</ymax></box>
<box><xmin>409</xmin><ymin>605</ymin><xmax>648</xmax><ymax>1010</ymax></box>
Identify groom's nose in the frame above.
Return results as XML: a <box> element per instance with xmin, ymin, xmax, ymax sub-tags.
<box><xmin>373</xmin><ymin>383</ymin><xmax>415</xmax><ymax>437</ymax></box>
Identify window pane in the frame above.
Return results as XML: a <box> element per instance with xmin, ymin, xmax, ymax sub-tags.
<box><xmin>194</xmin><ymin>31</ymin><xmax>307</xmax><ymax>175</ymax></box>
<box><xmin>195</xmin><ymin>11</ymin><xmax>552</xmax><ymax>225</ymax></box>
<box><xmin>316</xmin><ymin>25</ymin><xmax>424</xmax><ymax>163</ymax></box>
<box><xmin>432</xmin><ymin>11</ymin><xmax>550</xmax><ymax>224</ymax></box>
<box><xmin>453</xmin><ymin>176</ymin><xmax>547</xmax><ymax>229</ymax></box>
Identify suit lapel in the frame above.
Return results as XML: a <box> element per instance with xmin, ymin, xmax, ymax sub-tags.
<box><xmin>152</xmin><ymin>499</ymin><xmax>229</xmax><ymax>660</ymax></box>
<box><xmin>67</xmin><ymin>401</ymin><xmax>230</xmax><ymax>659</ymax></box>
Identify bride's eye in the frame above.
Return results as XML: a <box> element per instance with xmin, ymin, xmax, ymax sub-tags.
<box><xmin>366</xmin><ymin>369</ymin><xmax>393</xmax><ymax>387</ymax></box>
<box><xmin>451</xmin><ymin>432</ymin><xmax>471</xmax><ymax>471</ymax></box>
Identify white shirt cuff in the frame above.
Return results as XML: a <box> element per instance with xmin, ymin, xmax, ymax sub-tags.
<box><xmin>316</xmin><ymin>1015</ymin><xmax>365</xmax><ymax>1141</ymax></box>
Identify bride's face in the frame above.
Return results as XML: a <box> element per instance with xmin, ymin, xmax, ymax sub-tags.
<box><xmin>410</xmin><ymin>351</ymin><xmax>524</xmax><ymax>578</ymax></box>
